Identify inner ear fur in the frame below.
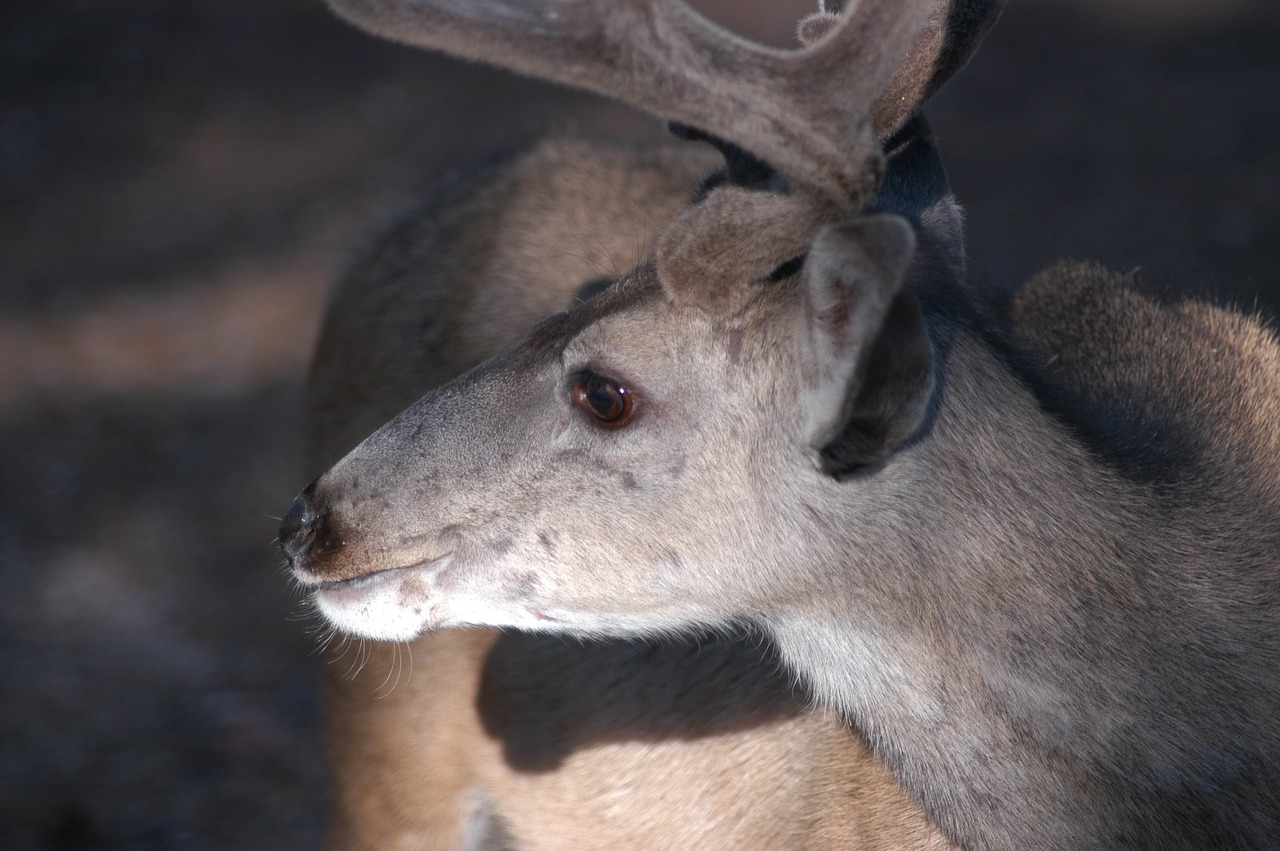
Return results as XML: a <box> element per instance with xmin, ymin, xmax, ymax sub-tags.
<box><xmin>803</xmin><ymin>215</ymin><xmax>936</xmax><ymax>476</ymax></box>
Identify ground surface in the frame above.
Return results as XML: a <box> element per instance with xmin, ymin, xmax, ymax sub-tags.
<box><xmin>1</xmin><ymin>0</ymin><xmax>1276</xmax><ymax>847</ymax></box>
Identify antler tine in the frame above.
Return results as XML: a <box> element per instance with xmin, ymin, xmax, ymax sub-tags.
<box><xmin>326</xmin><ymin>0</ymin><xmax>935</xmax><ymax>210</ymax></box>
<box><xmin>868</xmin><ymin>0</ymin><xmax>1006</xmax><ymax>139</ymax></box>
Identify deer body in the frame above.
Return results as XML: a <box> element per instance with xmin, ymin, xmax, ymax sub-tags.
<box><xmin>285</xmin><ymin>0</ymin><xmax>1280</xmax><ymax>847</ymax></box>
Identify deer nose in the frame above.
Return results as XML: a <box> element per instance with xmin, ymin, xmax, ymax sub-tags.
<box><xmin>279</xmin><ymin>484</ymin><xmax>320</xmax><ymax>563</ymax></box>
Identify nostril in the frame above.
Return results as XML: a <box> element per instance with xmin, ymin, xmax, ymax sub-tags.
<box><xmin>279</xmin><ymin>489</ymin><xmax>320</xmax><ymax>561</ymax></box>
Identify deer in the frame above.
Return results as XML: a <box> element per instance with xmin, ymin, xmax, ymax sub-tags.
<box><xmin>282</xmin><ymin>0</ymin><xmax>1280</xmax><ymax>848</ymax></box>
<box><xmin>298</xmin><ymin>1</ymin><xmax>999</xmax><ymax>847</ymax></box>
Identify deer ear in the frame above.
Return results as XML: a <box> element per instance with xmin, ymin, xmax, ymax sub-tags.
<box><xmin>802</xmin><ymin>214</ymin><xmax>935</xmax><ymax>476</ymax></box>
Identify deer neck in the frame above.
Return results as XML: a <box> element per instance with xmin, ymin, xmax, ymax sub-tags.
<box><xmin>764</xmin><ymin>333</ymin><xmax>1216</xmax><ymax>848</ymax></box>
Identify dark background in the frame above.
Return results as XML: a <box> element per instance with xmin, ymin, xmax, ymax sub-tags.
<box><xmin>2</xmin><ymin>0</ymin><xmax>1276</xmax><ymax>847</ymax></box>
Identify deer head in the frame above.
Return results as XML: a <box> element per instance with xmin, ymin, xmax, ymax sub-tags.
<box><xmin>281</xmin><ymin>0</ymin><xmax>1001</xmax><ymax>638</ymax></box>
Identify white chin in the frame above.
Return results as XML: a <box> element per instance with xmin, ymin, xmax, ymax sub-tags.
<box><xmin>312</xmin><ymin>568</ymin><xmax>434</xmax><ymax>642</ymax></box>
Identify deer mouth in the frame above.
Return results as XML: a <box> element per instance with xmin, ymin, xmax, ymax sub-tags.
<box><xmin>307</xmin><ymin>554</ymin><xmax>457</xmax><ymax>641</ymax></box>
<box><xmin>314</xmin><ymin>553</ymin><xmax>453</xmax><ymax>595</ymax></box>
<box><xmin>315</xmin><ymin>565</ymin><xmax>404</xmax><ymax>600</ymax></box>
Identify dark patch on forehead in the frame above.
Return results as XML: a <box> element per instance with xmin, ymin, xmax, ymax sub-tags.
<box><xmin>523</xmin><ymin>265</ymin><xmax>665</xmax><ymax>357</ymax></box>
<box><xmin>572</xmin><ymin>276</ymin><xmax>618</xmax><ymax>305</ymax></box>
<box><xmin>581</xmin><ymin>263</ymin><xmax>663</xmax><ymax>315</ymax></box>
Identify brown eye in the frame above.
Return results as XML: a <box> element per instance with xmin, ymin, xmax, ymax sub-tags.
<box><xmin>571</xmin><ymin>373</ymin><xmax>635</xmax><ymax>429</ymax></box>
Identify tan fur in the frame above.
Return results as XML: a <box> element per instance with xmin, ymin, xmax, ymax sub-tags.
<box><xmin>308</xmin><ymin>138</ymin><xmax>951</xmax><ymax>849</ymax></box>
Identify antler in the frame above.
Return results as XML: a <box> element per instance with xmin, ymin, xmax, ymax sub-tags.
<box><xmin>326</xmin><ymin>0</ymin><xmax>934</xmax><ymax>211</ymax></box>
<box><xmin>800</xmin><ymin>0</ymin><xmax>1004</xmax><ymax>141</ymax></box>
<box><xmin>327</xmin><ymin>0</ymin><xmax>1003</xmax><ymax>312</ymax></box>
